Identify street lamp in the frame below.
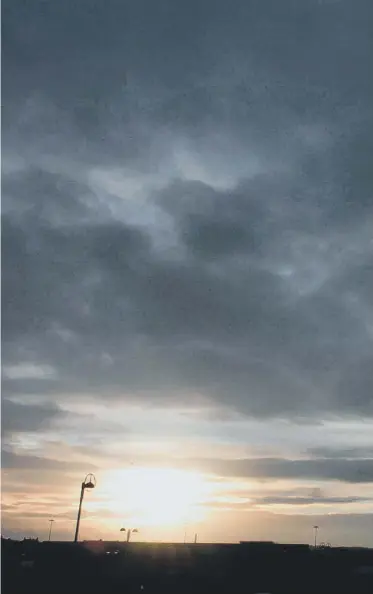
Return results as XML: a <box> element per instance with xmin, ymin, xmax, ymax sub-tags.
<box><xmin>48</xmin><ymin>519</ymin><xmax>54</xmax><ymax>542</ymax></box>
<box><xmin>313</xmin><ymin>525</ymin><xmax>319</xmax><ymax>548</ymax></box>
<box><xmin>120</xmin><ymin>527</ymin><xmax>139</xmax><ymax>543</ymax></box>
<box><xmin>74</xmin><ymin>474</ymin><xmax>96</xmax><ymax>543</ymax></box>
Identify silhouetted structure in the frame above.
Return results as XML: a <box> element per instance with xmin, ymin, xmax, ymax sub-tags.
<box><xmin>2</xmin><ymin>537</ymin><xmax>373</xmax><ymax>593</ymax></box>
<box><xmin>74</xmin><ymin>473</ymin><xmax>96</xmax><ymax>543</ymax></box>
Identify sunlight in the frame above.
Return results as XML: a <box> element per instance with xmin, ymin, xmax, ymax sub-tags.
<box><xmin>101</xmin><ymin>467</ymin><xmax>211</xmax><ymax>527</ymax></box>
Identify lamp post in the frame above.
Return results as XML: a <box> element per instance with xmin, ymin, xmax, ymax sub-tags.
<box><xmin>48</xmin><ymin>519</ymin><xmax>54</xmax><ymax>542</ymax></box>
<box><xmin>74</xmin><ymin>474</ymin><xmax>96</xmax><ymax>543</ymax></box>
<box><xmin>313</xmin><ymin>525</ymin><xmax>319</xmax><ymax>548</ymax></box>
<box><xmin>120</xmin><ymin>527</ymin><xmax>138</xmax><ymax>543</ymax></box>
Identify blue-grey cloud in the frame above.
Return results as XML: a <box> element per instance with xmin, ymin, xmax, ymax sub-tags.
<box><xmin>2</xmin><ymin>167</ymin><xmax>372</xmax><ymax>421</ymax></box>
<box><xmin>308</xmin><ymin>446</ymin><xmax>373</xmax><ymax>460</ymax></box>
<box><xmin>1</xmin><ymin>399</ymin><xmax>63</xmax><ymax>434</ymax></box>
<box><xmin>188</xmin><ymin>456</ymin><xmax>373</xmax><ymax>483</ymax></box>
<box><xmin>204</xmin><ymin>495</ymin><xmax>372</xmax><ymax>509</ymax></box>
<box><xmin>2</xmin><ymin>0</ymin><xmax>373</xmax><ymax>435</ymax></box>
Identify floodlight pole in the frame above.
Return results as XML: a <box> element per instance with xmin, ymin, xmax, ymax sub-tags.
<box><xmin>313</xmin><ymin>525</ymin><xmax>319</xmax><ymax>548</ymax></box>
<box><xmin>74</xmin><ymin>474</ymin><xmax>96</xmax><ymax>543</ymax></box>
<box><xmin>120</xmin><ymin>527</ymin><xmax>138</xmax><ymax>543</ymax></box>
<box><xmin>74</xmin><ymin>482</ymin><xmax>85</xmax><ymax>543</ymax></box>
<box><xmin>48</xmin><ymin>519</ymin><xmax>54</xmax><ymax>542</ymax></box>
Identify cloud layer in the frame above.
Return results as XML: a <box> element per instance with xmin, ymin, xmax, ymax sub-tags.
<box><xmin>2</xmin><ymin>0</ymin><xmax>373</xmax><ymax>545</ymax></box>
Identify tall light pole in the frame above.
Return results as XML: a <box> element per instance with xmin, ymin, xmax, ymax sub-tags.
<box><xmin>120</xmin><ymin>527</ymin><xmax>138</xmax><ymax>543</ymax></box>
<box><xmin>74</xmin><ymin>474</ymin><xmax>96</xmax><ymax>543</ymax></box>
<box><xmin>48</xmin><ymin>519</ymin><xmax>54</xmax><ymax>542</ymax></box>
<box><xmin>313</xmin><ymin>525</ymin><xmax>319</xmax><ymax>548</ymax></box>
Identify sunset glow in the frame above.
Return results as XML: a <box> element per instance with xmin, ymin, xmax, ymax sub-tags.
<box><xmin>99</xmin><ymin>468</ymin><xmax>211</xmax><ymax>527</ymax></box>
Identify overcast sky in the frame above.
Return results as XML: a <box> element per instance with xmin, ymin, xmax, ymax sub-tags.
<box><xmin>2</xmin><ymin>0</ymin><xmax>373</xmax><ymax>546</ymax></box>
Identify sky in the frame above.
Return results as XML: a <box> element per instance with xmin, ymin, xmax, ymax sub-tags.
<box><xmin>2</xmin><ymin>0</ymin><xmax>373</xmax><ymax>547</ymax></box>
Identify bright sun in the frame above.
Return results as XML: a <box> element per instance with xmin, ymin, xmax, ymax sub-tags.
<box><xmin>101</xmin><ymin>467</ymin><xmax>209</xmax><ymax>527</ymax></box>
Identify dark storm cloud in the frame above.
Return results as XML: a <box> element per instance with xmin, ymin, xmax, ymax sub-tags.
<box><xmin>2</xmin><ymin>0</ymin><xmax>373</xmax><ymax>431</ymax></box>
<box><xmin>2</xmin><ymin>166</ymin><xmax>372</xmax><ymax>419</ymax></box>
<box><xmin>4</xmin><ymin>0</ymin><xmax>373</xmax><ymax>158</ymax></box>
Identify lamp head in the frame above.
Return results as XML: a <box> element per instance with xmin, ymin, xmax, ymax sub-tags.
<box><xmin>83</xmin><ymin>473</ymin><xmax>96</xmax><ymax>489</ymax></box>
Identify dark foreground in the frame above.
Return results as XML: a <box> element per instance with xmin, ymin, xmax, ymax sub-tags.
<box><xmin>2</xmin><ymin>538</ymin><xmax>373</xmax><ymax>594</ymax></box>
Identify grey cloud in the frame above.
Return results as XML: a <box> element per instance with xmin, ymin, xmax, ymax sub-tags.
<box><xmin>1</xmin><ymin>399</ymin><xmax>63</xmax><ymax>434</ymax></box>
<box><xmin>254</xmin><ymin>495</ymin><xmax>371</xmax><ymax>506</ymax></box>
<box><xmin>2</xmin><ymin>163</ymin><xmax>373</xmax><ymax>420</ymax></box>
<box><xmin>204</xmin><ymin>495</ymin><xmax>371</xmax><ymax>510</ymax></box>
<box><xmin>2</xmin><ymin>378</ymin><xmax>64</xmax><ymax>398</ymax></box>
<box><xmin>189</xmin><ymin>457</ymin><xmax>373</xmax><ymax>483</ymax></box>
<box><xmin>2</xmin><ymin>0</ymin><xmax>373</xmax><ymax>429</ymax></box>
<box><xmin>1</xmin><ymin>472</ymin><xmax>77</xmax><ymax>493</ymax></box>
<box><xmin>1</xmin><ymin>178</ymin><xmax>149</xmax><ymax>354</ymax></box>
<box><xmin>160</xmin><ymin>178</ymin><xmax>267</xmax><ymax>260</ymax></box>
<box><xmin>2</xmin><ymin>169</ymin><xmax>88</xmax><ymax>221</ymax></box>
<box><xmin>1</xmin><ymin>449</ymin><xmax>97</xmax><ymax>472</ymax></box>
<box><xmin>3</xmin><ymin>0</ymin><xmax>373</xmax><ymax>157</ymax></box>
<box><xmin>336</xmin><ymin>358</ymin><xmax>373</xmax><ymax>414</ymax></box>
<box><xmin>308</xmin><ymin>447</ymin><xmax>373</xmax><ymax>460</ymax></box>
<box><xmin>2</xmin><ymin>510</ymin><xmax>73</xmax><ymax>521</ymax></box>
